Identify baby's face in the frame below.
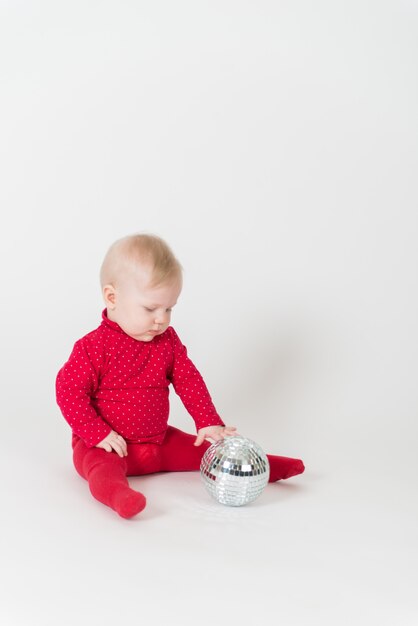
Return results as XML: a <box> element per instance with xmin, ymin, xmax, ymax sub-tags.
<box><xmin>105</xmin><ymin>268</ymin><xmax>182</xmax><ymax>342</ymax></box>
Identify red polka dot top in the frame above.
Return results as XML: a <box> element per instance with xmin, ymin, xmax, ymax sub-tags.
<box><xmin>56</xmin><ymin>310</ymin><xmax>224</xmax><ymax>448</ymax></box>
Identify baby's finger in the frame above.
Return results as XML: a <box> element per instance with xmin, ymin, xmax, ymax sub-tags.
<box><xmin>223</xmin><ymin>427</ymin><xmax>237</xmax><ymax>437</ymax></box>
<box><xmin>108</xmin><ymin>432</ymin><xmax>127</xmax><ymax>455</ymax></box>
<box><xmin>194</xmin><ymin>433</ymin><xmax>205</xmax><ymax>446</ymax></box>
<box><xmin>111</xmin><ymin>441</ymin><xmax>126</xmax><ymax>458</ymax></box>
<box><xmin>116</xmin><ymin>435</ymin><xmax>128</xmax><ymax>455</ymax></box>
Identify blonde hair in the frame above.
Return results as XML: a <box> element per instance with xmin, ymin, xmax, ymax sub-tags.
<box><xmin>100</xmin><ymin>233</ymin><xmax>183</xmax><ymax>288</ymax></box>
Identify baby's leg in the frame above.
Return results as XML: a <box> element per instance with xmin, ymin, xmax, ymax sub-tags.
<box><xmin>72</xmin><ymin>436</ymin><xmax>146</xmax><ymax>519</ymax></box>
<box><xmin>267</xmin><ymin>454</ymin><xmax>305</xmax><ymax>482</ymax></box>
<box><xmin>159</xmin><ymin>426</ymin><xmax>211</xmax><ymax>472</ymax></box>
<box><xmin>125</xmin><ymin>442</ymin><xmax>163</xmax><ymax>476</ymax></box>
<box><xmin>159</xmin><ymin>427</ymin><xmax>305</xmax><ymax>481</ymax></box>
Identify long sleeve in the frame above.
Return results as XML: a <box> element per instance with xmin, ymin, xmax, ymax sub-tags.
<box><xmin>56</xmin><ymin>339</ymin><xmax>112</xmax><ymax>447</ymax></box>
<box><xmin>168</xmin><ymin>328</ymin><xmax>225</xmax><ymax>431</ymax></box>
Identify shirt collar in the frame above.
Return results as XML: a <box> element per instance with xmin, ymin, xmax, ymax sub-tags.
<box><xmin>100</xmin><ymin>309</ymin><xmax>169</xmax><ymax>341</ymax></box>
<box><xmin>101</xmin><ymin>308</ymin><xmax>125</xmax><ymax>334</ymax></box>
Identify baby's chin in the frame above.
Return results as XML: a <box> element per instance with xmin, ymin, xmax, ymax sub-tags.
<box><xmin>129</xmin><ymin>331</ymin><xmax>160</xmax><ymax>342</ymax></box>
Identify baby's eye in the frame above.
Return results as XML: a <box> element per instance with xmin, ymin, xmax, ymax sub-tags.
<box><xmin>144</xmin><ymin>306</ymin><xmax>173</xmax><ymax>313</ymax></box>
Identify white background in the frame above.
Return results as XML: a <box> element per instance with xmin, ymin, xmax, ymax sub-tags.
<box><xmin>1</xmin><ymin>1</ymin><xmax>417</xmax><ymax>624</ymax></box>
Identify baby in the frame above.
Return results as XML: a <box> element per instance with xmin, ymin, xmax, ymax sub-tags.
<box><xmin>56</xmin><ymin>234</ymin><xmax>305</xmax><ymax>518</ymax></box>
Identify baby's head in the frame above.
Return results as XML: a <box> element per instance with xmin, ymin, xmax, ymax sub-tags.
<box><xmin>100</xmin><ymin>234</ymin><xmax>183</xmax><ymax>341</ymax></box>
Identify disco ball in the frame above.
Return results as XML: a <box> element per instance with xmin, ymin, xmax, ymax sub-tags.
<box><xmin>200</xmin><ymin>436</ymin><xmax>269</xmax><ymax>506</ymax></box>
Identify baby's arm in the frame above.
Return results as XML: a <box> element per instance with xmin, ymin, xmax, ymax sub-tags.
<box><xmin>168</xmin><ymin>328</ymin><xmax>227</xmax><ymax>433</ymax></box>
<box><xmin>56</xmin><ymin>339</ymin><xmax>112</xmax><ymax>447</ymax></box>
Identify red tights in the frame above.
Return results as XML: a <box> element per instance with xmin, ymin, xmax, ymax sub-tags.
<box><xmin>72</xmin><ymin>426</ymin><xmax>305</xmax><ymax>518</ymax></box>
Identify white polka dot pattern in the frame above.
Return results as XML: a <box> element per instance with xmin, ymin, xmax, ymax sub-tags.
<box><xmin>56</xmin><ymin>310</ymin><xmax>224</xmax><ymax>448</ymax></box>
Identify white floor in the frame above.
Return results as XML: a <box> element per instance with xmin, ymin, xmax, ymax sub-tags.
<box><xmin>2</xmin><ymin>434</ymin><xmax>417</xmax><ymax>626</ymax></box>
<box><xmin>1</xmin><ymin>1</ymin><xmax>417</xmax><ymax>623</ymax></box>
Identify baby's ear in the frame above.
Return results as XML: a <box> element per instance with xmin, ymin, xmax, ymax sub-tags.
<box><xmin>103</xmin><ymin>284</ymin><xmax>116</xmax><ymax>308</ymax></box>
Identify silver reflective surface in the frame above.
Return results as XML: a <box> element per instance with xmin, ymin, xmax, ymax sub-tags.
<box><xmin>200</xmin><ymin>436</ymin><xmax>269</xmax><ymax>506</ymax></box>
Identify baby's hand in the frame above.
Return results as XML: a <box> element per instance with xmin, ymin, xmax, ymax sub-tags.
<box><xmin>96</xmin><ymin>430</ymin><xmax>128</xmax><ymax>457</ymax></box>
<box><xmin>194</xmin><ymin>425</ymin><xmax>238</xmax><ymax>447</ymax></box>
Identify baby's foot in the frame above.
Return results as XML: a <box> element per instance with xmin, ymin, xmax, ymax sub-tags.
<box><xmin>112</xmin><ymin>488</ymin><xmax>146</xmax><ymax>519</ymax></box>
<box><xmin>267</xmin><ymin>455</ymin><xmax>305</xmax><ymax>482</ymax></box>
